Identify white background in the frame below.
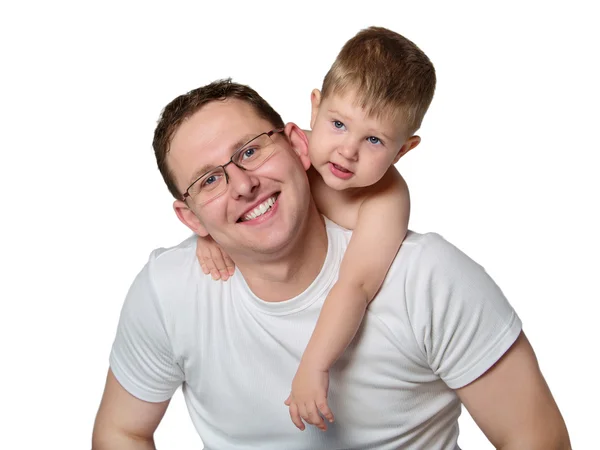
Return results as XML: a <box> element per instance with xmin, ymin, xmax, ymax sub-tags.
<box><xmin>1</xmin><ymin>0</ymin><xmax>598</xmax><ymax>448</ymax></box>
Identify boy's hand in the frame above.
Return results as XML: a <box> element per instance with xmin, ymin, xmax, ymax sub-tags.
<box><xmin>284</xmin><ymin>362</ymin><xmax>334</xmax><ymax>431</ymax></box>
<box><xmin>195</xmin><ymin>235</ymin><xmax>235</xmax><ymax>281</ymax></box>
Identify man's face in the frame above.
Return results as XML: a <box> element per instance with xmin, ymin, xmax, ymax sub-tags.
<box><xmin>169</xmin><ymin>99</ymin><xmax>312</xmax><ymax>258</ymax></box>
<box><xmin>309</xmin><ymin>89</ymin><xmax>417</xmax><ymax>190</ymax></box>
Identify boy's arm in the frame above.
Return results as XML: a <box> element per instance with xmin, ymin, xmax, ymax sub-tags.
<box><xmin>302</xmin><ymin>167</ymin><xmax>409</xmax><ymax>370</ymax></box>
<box><xmin>288</xmin><ymin>168</ymin><xmax>410</xmax><ymax>430</ymax></box>
<box><xmin>335</xmin><ymin>166</ymin><xmax>409</xmax><ymax>298</ymax></box>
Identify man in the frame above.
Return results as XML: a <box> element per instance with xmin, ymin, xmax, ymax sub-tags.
<box><xmin>92</xmin><ymin>79</ymin><xmax>570</xmax><ymax>449</ymax></box>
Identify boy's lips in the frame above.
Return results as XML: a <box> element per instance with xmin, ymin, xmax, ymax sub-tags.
<box><xmin>329</xmin><ymin>162</ymin><xmax>354</xmax><ymax>180</ymax></box>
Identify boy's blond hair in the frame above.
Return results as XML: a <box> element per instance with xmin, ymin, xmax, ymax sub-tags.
<box><xmin>321</xmin><ymin>26</ymin><xmax>436</xmax><ymax>134</ymax></box>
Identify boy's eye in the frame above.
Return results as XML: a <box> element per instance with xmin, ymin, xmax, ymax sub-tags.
<box><xmin>367</xmin><ymin>136</ymin><xmax>381</xmax><ymax>145</ymax></box>
<box><xmin>333</xmin><ymin>120</ymin><xmax>346</xmax><ymax>130</ymax></box>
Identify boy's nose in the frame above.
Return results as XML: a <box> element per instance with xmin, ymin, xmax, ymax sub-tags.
<box><xmin>338</xmin><ymin>143</ymin><xmax>359</xmax><ymax>160</ymax></box>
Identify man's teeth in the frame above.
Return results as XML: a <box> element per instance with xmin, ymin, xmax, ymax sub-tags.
<box><xmin>242</xmin><ymin>196</ymin><xmax>277</xmax><ymax>221</ymax></box>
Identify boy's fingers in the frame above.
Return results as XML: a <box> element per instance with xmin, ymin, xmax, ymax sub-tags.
<box><xmin>298</xmin><ymin>403</ymin><xmax>310</xmax><ymax>425</ymax></box>
<box><xmin>204</xmin><ymin>248</ymin><xmax>224</xmax><ymax>281</ymax></box>
<box><xmin>306</xmin><ymin>403</ymin><xmax>326</xmax><ymax>430</ymax></box>
<box><xmin>300</xmin><ymin>403</ymin><xmax>325</xmax><ymax>430</ymax></box>
<box><xmin>284</xmin><ymin>395</ymin><xmax>291</xmax><ymax>406</ymax></box>
<box><xmin>219</xmin><ymin>250</ymin><xmax>235</xmax><ymax>280</ymax></box>
<box><xmin>317</xmin><ymin>399</ymin><xmax>334</xmax><ymax>423</ymax></box>
<box><xmin>200</xmin><ymin>261</ymin><xmax>209</xmax><ymax>275</ymax></box>
<box><xmin>195</xmin><ymin>237</ymin><xmax>204</xmax><ymax>261</ymax></box>
<box><xmin>209</xmin><ymin>246</ymin><xmax>228</xmax><ymax>272</ymax></box>
<box><xmin>202</xmin><ymin>254</ymin><xmax>217</xmax><ymax>272</ymax></box>
<box><xmin>223</xmin><ymin>253</ymin><xmax>236</xmax><ymax>275</ymax></box>
<box><xmin>196</xmin><ymin>246</ymin><xmax>209</xmax><ymax>274</ymax></box>
<box><xmin>212</xmin><ymin>249</ymin><xmax>233</xmax><ymax>281</ymax></box>
<box><xmin>219</xmin><ymin>270</ymin><xmax>230</xmax><ymax>281</ymax></box>
<box><xmin>202</xmin><ymin>257</ymin><xmax>221</xmax><ymax>280</ymax></box>
<box><xmin>288</xmin><ymin>402</ymin><xmax>305</xmax><ymax>431</ymax></box>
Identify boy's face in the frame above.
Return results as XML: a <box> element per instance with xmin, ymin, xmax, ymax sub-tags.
<box><xmin>309</xmin><ymin>88</ymin><xmax>420</xmax><ymax>190</ymax></box>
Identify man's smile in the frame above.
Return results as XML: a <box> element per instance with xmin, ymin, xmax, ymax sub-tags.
<box><xmin>238</xmin><ymin>193</ymin><xmax>280</xmax><ymax>223</ymax></box>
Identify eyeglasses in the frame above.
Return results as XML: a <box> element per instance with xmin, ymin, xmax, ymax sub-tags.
<box><xmin>182</xmin><ymin>128</ymin><xmax>284</xmax><ymax>205</ymax></box>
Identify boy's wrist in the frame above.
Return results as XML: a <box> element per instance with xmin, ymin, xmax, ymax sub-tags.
<box><xmin>299</xmin><ymin>355</ymin><xmax>330</xmax><ymax>373</ymax></box>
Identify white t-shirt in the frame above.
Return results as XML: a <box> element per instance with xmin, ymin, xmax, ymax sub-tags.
<box><xmin>110</xmin><ymin>218</ymin><xmax>522</xmax><ymax>450</ymax></box>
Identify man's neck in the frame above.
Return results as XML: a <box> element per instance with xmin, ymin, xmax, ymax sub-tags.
<box><xmin>234</xmin><ymin>204</ymin><xmax>328</xmax><ymax>302</ymax></box>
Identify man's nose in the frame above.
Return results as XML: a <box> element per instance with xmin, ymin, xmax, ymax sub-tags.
<box><xmin>226</xmin><ymin>163</ymin><xmax>259</xmax><ymax>198</ymax></box>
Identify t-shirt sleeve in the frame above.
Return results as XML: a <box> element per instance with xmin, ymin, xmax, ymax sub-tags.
<box><xmin>109</xmin><ymin>251</ymin><xmax>184</xmax><ymax>402</ymax></box>
<box><xmin>405</xmin><ymin>233</ymin><xmax>522</xmax><ymax>389</ymax></box>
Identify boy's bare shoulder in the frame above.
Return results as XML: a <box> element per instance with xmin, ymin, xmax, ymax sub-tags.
<box><xmin>308</xmin><ymin>166</ymin><xmax>363</xmax><ymax>229</ymax></box>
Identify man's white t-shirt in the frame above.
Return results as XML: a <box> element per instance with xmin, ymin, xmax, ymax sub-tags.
<box><xmin>110</xmin><ymin>219</ymin><xmax>522</xmax><ymax>449</ymax></box>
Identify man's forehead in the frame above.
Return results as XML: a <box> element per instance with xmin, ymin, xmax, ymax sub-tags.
<box><xmin>168</xmin><ymin>99</ymin><xmax>272</xmax><ymax>185</ymax></box>
<box><xmin>175</xmin><ymin>100</ymin><xmax>266</xmax><ymax>146</ymax></box>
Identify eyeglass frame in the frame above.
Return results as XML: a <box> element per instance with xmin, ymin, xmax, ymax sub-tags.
<box><xmin>181</xmin><ymin>128</ymin><xmax>285</xmax><ymax>204</ymax></box>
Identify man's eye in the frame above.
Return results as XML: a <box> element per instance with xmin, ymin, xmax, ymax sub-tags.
<box><xmin>333</xmin><ymin>120</ymin><xmax>346</xmax><ymax>130</ymax></box>
<box><xmin>201</xmin><ymin>173</ymin><xmax>221</xmax><ymax>188</ymax></box>
<box><xmin>242</xmin><ymin>147</ymin><xmax>257</xmax><ymax>159</ymax></box>
<box><xmin>367</xmin><ymin>136</ymin><xmax>381</xmax><ymax>145</ymax></box>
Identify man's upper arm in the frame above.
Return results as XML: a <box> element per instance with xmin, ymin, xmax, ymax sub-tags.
<box><xmin>405</xmin><ymin>233</ymin><xmax>523</xmax><ymax>388</ymax></box>
<box><xmin>405</xmin><ymin>235</ymin><xmax>569</xmax><ymax>448</ymax></box>
<box><xmin>456</xmin><ymin>332</ymin><xmax>571</xmax><ymax>449</ymax></box>
<box><xmin>94</xmin><ymin>252</ymin><xmax>185</xmax><ymax>446</ymax></box>
<box><xmin>109</xmin><ymin>254</ymin><xmax>184</xmax><ymax>402</ymax></box>
<box><xmin>92</xmin><ymin>369</ymin><xmax>170</xmax><ymax>449</ymax></box>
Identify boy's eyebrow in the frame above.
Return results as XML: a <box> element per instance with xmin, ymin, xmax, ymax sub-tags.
<box><xmin>327</xmin><ymin>109</ymin><xmax>348</xmax><ymax>121</ymax></box>
<box><xmin>187</xmin><ymin>133</ymin><xmax>256</xmax><ymax>185</ymax></box>
<box><xmin>376</xmin><ymin>130</ymin><xmax>395</xmax><ymax>143</ymax></box>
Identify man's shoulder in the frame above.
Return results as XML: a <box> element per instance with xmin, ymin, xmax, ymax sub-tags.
<box><xmin>143</xmin><ymin>234</ymin><xmax>199</xmax><ymax>290</ymax></box>
<box><xmin>388</xmin><ymin>230</ymin><xmax>479</xmax><ymax>279</ymax></box>
<box><xmin>325</xmin><ymin>217</ymin><xmax>449</xmax><ymax>250</ymax></box>
<box><xmin>401</xmin><ymin>231</ymin><xmax>461</xmax><ymax>260</ymax></box>
<box><xmin>150</xmin><ymin>233</ymin><xmax>197</xmax><ymax>264</ymax></box>
<box><xmin>324</xmin><ymin>218</ymin><xmax>464</xmax><ymax>271</ymax></box>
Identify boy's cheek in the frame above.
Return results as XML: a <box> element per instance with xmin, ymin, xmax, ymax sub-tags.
<box><xmin>307</xmin><ymin>134</ymin><xmax>330</xmax><ymax>161</ymax></box>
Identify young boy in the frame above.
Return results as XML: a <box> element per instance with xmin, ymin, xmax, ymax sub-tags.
<box><xmin>197</xmin><ymin>26</ymin><xmax>436</xmax><ymax>432</ymax></box>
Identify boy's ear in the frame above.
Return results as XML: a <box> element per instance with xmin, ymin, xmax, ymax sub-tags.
<box><xmin>173</xmin><ymin>200</ymin><xmax>209</xmax><ymax>237</ymax></box>
<box><xmin>284</xmin><ymin>122</ymin><xmax>311</xmax><ymax>171</ymax></box>
<box><xmin>310</xmin><ymin>89</ymin><xmax>322</xmax><ymax>129</ymax></box>
<box><xmin>393</xmin><ymin>135</ymin><xmax>421</xmax><ymax>164</ymax></box>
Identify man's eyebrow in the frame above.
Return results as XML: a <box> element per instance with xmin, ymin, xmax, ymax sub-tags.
<box><xmin>186</xmin><ymin>133</ymin><xmax>257</xmax><ymax>186</ymax></box>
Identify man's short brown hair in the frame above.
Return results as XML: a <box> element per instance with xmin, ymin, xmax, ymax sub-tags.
<box><xmin>321</xmin><ymin>26</ymin><xmax>436</xmax><ymax>134</ymax></box>
<box><xmin>153</xmin><ymin>78</ymin><xmax>285</xmax><ymax>200</ymax></box>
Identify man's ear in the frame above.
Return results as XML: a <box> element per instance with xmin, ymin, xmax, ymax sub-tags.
<box><xmin>393</xmin><ymin>135</ymin><xmax>421</xmax><ymax>164</ymax></box>
<box><xmin>310</xmin><ymin>89</ymin><xmax>322</xmax><ymax>129</ymax></box>
<box><xmin>284</xmin><ymin>122</ymin><xmax>311</xmax><ymax>171</ymax></box>
<box><xmin>173</xmin><ymin>200</ymin><xmax>209</xmax><ymax>237</ymax></box>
